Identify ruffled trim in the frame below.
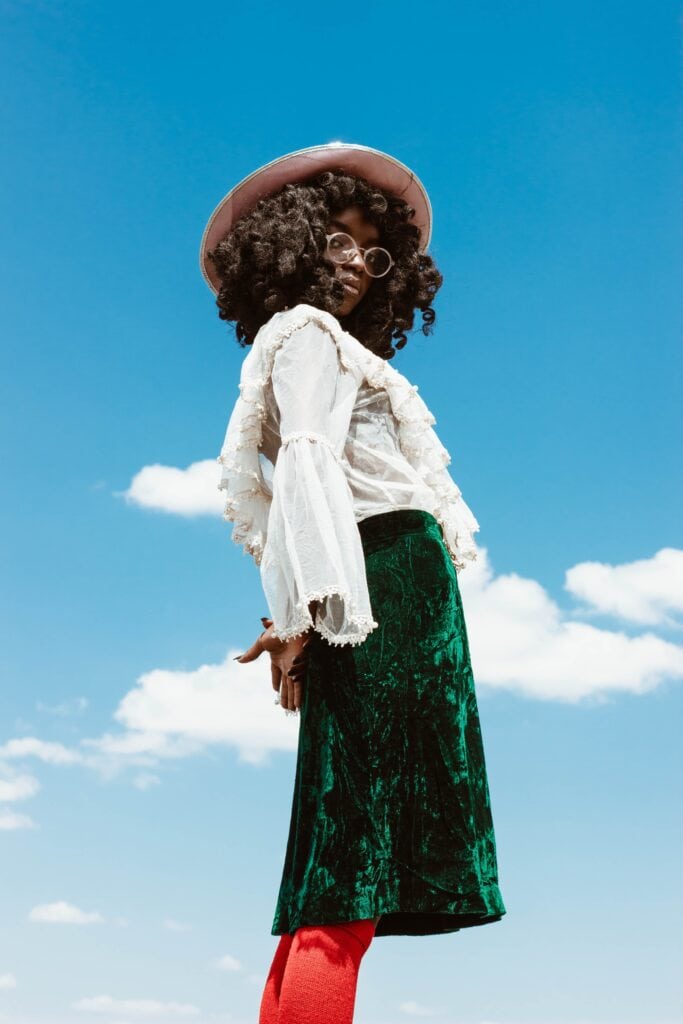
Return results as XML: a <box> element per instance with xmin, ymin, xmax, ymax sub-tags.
<box><xmin>261</xmin><ymin>307</ymin><xmax>357</xmax><ymax>378</ymax></box>
<box><xmin>379</xmin><ymin>371</ymin><xmax>481</xmax><ymax>571</ymax></box>
<box><xmin>217</xmin><ymin>307</ymin><xmax>361</xmax><ymax>565</ymax></box>
<box><xmin>270</xmin><ymin>586</ymin><xmax>379</xmax><ymax>647</ymax></box>
<box><xmin>217</xmin><ymin>303</ymin><xmax>480</xmax><ymax>573</ymax></box>
<box><xmin>291</xmin><ymin>308</ymin><xmax>481</xmax><ymax>572</ymax></box>
<box><xmin>280</xmin><ymin>430</ymin><xmax>345</xmax><ymax>467</ymax></box>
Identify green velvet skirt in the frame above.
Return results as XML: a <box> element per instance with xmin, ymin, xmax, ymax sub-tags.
<box><xmin>271</xmin><ymin>508</ymin><xmax>507</xmax><ymax>938</ymax></box>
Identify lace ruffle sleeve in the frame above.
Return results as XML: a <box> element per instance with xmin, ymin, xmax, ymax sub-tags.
<box><xmin>260</xmin><ymin>317</ymin><xmax>379</xmax><ymax>647</ymax></box>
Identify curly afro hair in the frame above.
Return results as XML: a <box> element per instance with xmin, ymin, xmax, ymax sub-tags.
<box><xmin>206</xmin><ymin>170</ymin><xmax>443</xmax><ymax>360</ymax></box>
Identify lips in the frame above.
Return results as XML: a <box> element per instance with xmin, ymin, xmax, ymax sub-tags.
<box><xmin>340</xmin><ymin>275</ymin><xmax>361</xmax><ymax>295</ymax></box>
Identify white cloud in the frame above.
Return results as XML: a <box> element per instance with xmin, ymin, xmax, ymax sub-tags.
<box><xmin>458</xmin><ymin>547</ymin><xmax>683</xmax><ymax>703</ymax></box>
<box><xmin>398</xmin><ymin>1001</ymin><xmax>437</xmax><ymax>1016</ymax></box>
<box><xmin>3</xmin><ymin>549</ymin><xmax>682</xmax><ymax>790</ymax></box>
<box><xmin>80</xmin><ymin>649</ymin><xmax>298</xmax><ymax>769</ymax></box>
<box><xmin>213</xmin><ymin>953</ymin><xmax>243</xmax><ymax>973</ymax></box>
<box><xmin>35</xmin><ymin>696</ymin><xmax>89</xmax><ymax>717</ymax></box>
<box><xmin>0</xmin><ymin>809</ymin><xmax>37</xmax><ymax>831</ymax></box>
<box><xmin>29</xmin><ymin>901</ymin><xmax>104</xmax><ymax>924</ymax></box>
<box><xmin>0</xmin><ymin>770</ymin><xmax>40</xmax><ymax>802</ymax></box>
<box><xmin>163</xmin><ymin>918</ymin><xmax>192</xmax><ymax>932</ymax></box>
<box><xmin>0</xmin><ymin>974</ymin><xmax>17</xmax><ymax>989</ymax></box>
<box><xmin>133</xmin><ymin>773</ymin><xmax>161</xmax><ymax>790</ymax></box>
<box><xmin>0</xmin><ymin>737</ymin><xmax>83</xmax><ymax>765</ymax></box>
<box><xmin>118</xmin><ymin>459</ymin><xmax>223</xmax><ymax>517</ymax></box>
<box><xmin>72</xmin><ymin>994</ymin><xmax>200</xmax><ymax>1015</ymax></box>
<box><xmin>116</xmin><ymin>457</ymin><xmax>683</xmax><ymax>704</ymax></box>
<box><xmin>564</xmin><ymin>547</ymin><xmax>683</xmax><ymax>626</ymax></box>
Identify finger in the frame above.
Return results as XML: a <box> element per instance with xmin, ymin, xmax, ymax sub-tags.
<box><xmin>237</xmin><ymin>631</ymin><xmax>268</xmax><ymax>663</ymax></box>
<box><xmin>282</xmin><ymin>677</ymin><xmax>295</xmax><ymax>713</ymax></box>
<box><xmin>288</xmin><ymin>654</ymin><xmax>309</xmax><ymax>678</ymax></box>
<box><xmin>292</xmin><ymin>640</ymin><xmax>312</xmax><ymax>662</ymax></box>
<box><xmin>271</xmin><ymin>661</ymin><xmax>281</xmax><ymax>693</ymax></box>
<box><xmin>282</xmin><ymin>671</ymin><xmax>305</xmax><ymax>712</ymax></box>
<box><xmin>279</xmin><ymin>676</ymin><xmax>289</xmax><ymax>712</ymax></box>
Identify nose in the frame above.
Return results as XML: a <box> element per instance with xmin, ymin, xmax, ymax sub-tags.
<box><xmin>346</xmin><ymin>247</ymin><xmax>366</xmax><ymax>274</ymax></box>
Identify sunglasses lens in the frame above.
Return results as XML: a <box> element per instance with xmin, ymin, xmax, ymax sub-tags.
<box><xmin>327</xmin><ymin>232</ymin><xmax>356</xmax><ymax>263</ymax></box>
<box><xmin>363</xmin><ymin>247</ymin><xmax>392</xmax><ymax>277</ymax></box>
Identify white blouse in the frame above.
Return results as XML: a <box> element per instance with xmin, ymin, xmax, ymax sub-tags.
<box><xmin>217</xmin><ymin>304</ymin><xmax>480</xmax><ymax>647</ymax></box>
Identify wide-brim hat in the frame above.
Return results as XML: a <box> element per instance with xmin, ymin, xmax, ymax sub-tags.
<box><xmin>198</xmin><ymin>141</ymin><xmax>433</xmax><ymax>294</ymax></box>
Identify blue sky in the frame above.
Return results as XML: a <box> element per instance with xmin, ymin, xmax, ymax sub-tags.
<box><xmin>1</xmin><ymin>2</ymin><xmax>682</xmax><ymax>1023</ymax></box>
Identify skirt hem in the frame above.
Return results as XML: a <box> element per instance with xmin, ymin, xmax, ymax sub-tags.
<box><xmin>272</xmin><ymin>885</ymin><xmax>507</xmax><ymax>938</ymax></box>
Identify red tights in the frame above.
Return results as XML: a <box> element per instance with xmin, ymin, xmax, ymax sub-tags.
<box><xmin>258</xmin><ymin>918</ymin><xmax>377</xmax><ymax>1024</ymax></box>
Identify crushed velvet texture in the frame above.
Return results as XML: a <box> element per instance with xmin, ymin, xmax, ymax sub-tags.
<box><xmin>272</xmin><ymin>509</ymin><xmax>506</xmax><ymax>938</ymax></box>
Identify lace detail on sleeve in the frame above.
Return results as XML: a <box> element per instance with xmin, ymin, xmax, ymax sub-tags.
<box><xmin>236</xmin><ymin>308</ymin><xmax>377</xmax><ymax>647</ymax></box>
<box><xmin>263</xmin><ymin>583</ymin><xmax>379</xmax><ymax>647</ymax></box>
<box><xmin>280</xmin><ymin>430</ymin><xmax>344</xmax><ymax>465</ymax></box>
<box><xmin>216</xmin><ymin>374</ymin><xmax>271</xmax><ymax>565</ymax></box>
<box><xmin>216</xmin><ymin>306</ymin><xmax>355</xmax><ymax>567</ymax></box>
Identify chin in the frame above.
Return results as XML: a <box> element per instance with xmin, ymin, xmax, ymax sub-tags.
<box><xmin>339</xmin><ymin>294</ymin><xmax>366</xmax><ymax>318</ymax></box>
<box><xmin>333</xmin><ymin>298</ymin><xmax>352</xmax><ymax>318</ymax></box>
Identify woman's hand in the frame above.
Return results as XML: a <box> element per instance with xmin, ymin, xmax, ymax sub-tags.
<box><xmin>235</xmin><ymin>616</ymin><xmax>314</xmax><ymax>713</ymax></box>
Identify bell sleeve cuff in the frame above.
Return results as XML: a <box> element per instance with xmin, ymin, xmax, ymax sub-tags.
<box><xmin>259</xmin><ymin>431</ymin><xmax>378</xmax><ymax>646</ymax></box>
<box><xmin>258</xmin><ymin>316</ymin><xmax>378</xmax><ymax>646</ymax></box>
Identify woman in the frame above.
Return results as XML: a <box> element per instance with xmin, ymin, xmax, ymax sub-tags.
<box><xmin>200</xmin><ymin>143</ymin><xmax>506</xmax><ymax>1024</ymax></box>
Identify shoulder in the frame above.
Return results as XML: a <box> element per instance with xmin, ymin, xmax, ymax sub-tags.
<box><xmin>264</xmin><ymin>303</ymin><xmax>343</xmax><ymax>343</ymax></box>
<box><xmin>259</xmin><ymin>303</ymin><xmax>357</xmax><ymax>375</ymax></box>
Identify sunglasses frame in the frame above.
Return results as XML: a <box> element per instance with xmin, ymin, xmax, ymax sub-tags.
<box><xmin>324</xmin><ymin>231</ymin><xmax>395</xmax><ymax>278</ymax></box>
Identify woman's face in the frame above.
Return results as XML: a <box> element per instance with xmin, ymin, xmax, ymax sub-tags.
<box><xmin>324</xmin><ymin>205</ymin><xmax>380</xmax><ymax>316</ymax></box>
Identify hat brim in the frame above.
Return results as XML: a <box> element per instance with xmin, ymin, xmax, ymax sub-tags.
<box><xmin>198</xmin><ymin>142</ymin><xmax>432</xmax><ymax>294</ymax></box>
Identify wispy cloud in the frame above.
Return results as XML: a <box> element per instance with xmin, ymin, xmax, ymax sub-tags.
<box><xmin>163</xmin><ymin>917</ymin><xmax>193</xmax><ymax>932</ymax></box>
<box><xmin>0</xmin><ymin>769</ymin><xmax>41</xmax><ymax>802</ymax></box>
<box><xmin>71</xmin><ymin>993</ymin><xmax>200</xmax><ymax>1015</ymax></box>
<box><xmin>29</xmin><ymin>900</ymin><xmax>104</xmax><ymax>924</ymax></box>
<box><xmin>0</xmin><ymin>737</ymin><xmax>83</xmax><ymax>765</ymax></box>
<box><xmin>0</xmin><ymin>809</ymin><xmax>37</xmax><ymax>831</ymax></box>
<box><xmin>132</xmin><ymin>772</ymin><xmax>161</xmax><ymax>790</ymax></box>
<box><xmin>398</xmin><ymin>1000</ymin><xmax>437</xmax><ymax>1016</ymax></box>
<box><xmin>35</xmin><ymin>696</ymin><xmax>89</xmax><ymax>717</ymax></box>
<box><xmin>212</xmin><ymin>953</ymin><xmax>243</xmax><ymax>973</ymax></box>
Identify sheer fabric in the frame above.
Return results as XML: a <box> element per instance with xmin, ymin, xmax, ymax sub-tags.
<box><xmin>217</xmin><ymin>304</ymin><xmax>481</xmax><ymax>647</ymax></box>
<box><xmin>260</xmin><ymin>320</ymin><xmax>379</xmax><ymax>647</ymax></box>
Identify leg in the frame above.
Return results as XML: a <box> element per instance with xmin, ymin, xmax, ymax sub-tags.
<box><xmin>277</xmin><ymin>917</ymin><xmax>377</xmax><ymax>1024</ymax></box>
<box><xmin>258</xmin><ymin>932</ymin><xmax>293</xmax><ymax>1024</ymax></box>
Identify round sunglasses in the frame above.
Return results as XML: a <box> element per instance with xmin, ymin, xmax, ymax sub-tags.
<box><xmin>325</xmin><ymin>231</ymin><xmax>394</xmax><ymax>278</ymax></box>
